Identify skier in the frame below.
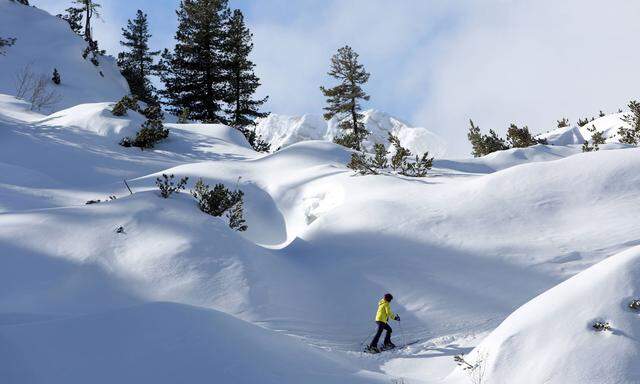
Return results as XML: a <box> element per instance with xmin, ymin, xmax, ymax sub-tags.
<box><xmin>366</xmin><ymin>293</ymin><xmax>400</xmax><ymax>353</ymax></box>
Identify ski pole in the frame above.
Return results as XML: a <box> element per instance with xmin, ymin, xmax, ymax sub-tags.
<box><xmin>399</xmin><ymin>320</ymin><xmax>407</xmax><ymax>348</ymax></box>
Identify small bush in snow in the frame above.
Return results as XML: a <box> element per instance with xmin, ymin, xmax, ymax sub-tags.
<box><xmin>347</xmin><ymin>153</ymin><xmax>378</xmax><ymax>175</ymax></box>
<box><xmin>618</xmin><ymin>100</ymin><xmax>640</xmax><ymax>145</ymax></box>
<box><xmin>15</xmin><ymin>65</ymin><xmax>61</xmax><ymax>111</ymax></box>
<box><xmin>557</xmin><ymin>118</ymin><xmax>569</xmax><ymax>128</ymax></box>
<box><xmin>389</xmin><ymin>132</ymin><xmax>433</xmax><ymax>177</ymax></box>
<box><xmin>111</xmin><ymin>95</ymin><xmax>139</xmax><ymax>116</ymax></box>
<box><xmin>241</xmin><ymin>127</ymin><xmax>271</xmax><ymax>152</ymax></box>
<box><xmin>0</xmin><ymin>36</ymin><xmax>16</xmax><ymax>56</ymax></box>
<box><xmin>116</xmin><ymin>226</ymin><xmax>125</xmax><ymax>234</ymax></box>
<box><xmin>156</xmin><ymin>174</ymin><xmax>188</xmax><ymax>198</ymax></box>
<box><xmin>582</xmin><ymin>125</ymin><xmax>606</xmax><ymax>152</ymax></box>
<box><xmin>577</xmin><ymin>117</ymin><xmax>591</xmax><ymax>127</ymax></box>
<box><xmin>628</xmin><ymin>299</ymin><xmax>640</xmax><ymax>311</ymax></box>
<box><xmin>592</xmin><ymin>321</ymin><xmax>611</xmax><ymax>332</ymax></box>
<box><xmin>599</xmin><ymin>110</ymin><xmax>606</xmax><ymax>117</ymax></box>
<box><xmin>454</xmin><ymin>352</ymin><xmax>488</xmax><ymax>384</ymax></box>
<box><xmin>120</xmin><ymin>118</ymin><xmax>169</xmax><ymax>150</ymax></box>
<box><xmin>191</xmin><ymin>179</ymin><xmax>247</xmax><ymax>231</ymax></box>
<box><xmin>52</xmin><ymin>68</ymin><xmax>61</xmax><ymax>85</ymax></box>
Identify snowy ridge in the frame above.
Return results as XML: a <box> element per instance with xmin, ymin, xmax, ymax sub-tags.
<box><xmin>256</xmin><ymin>109</ymin><xmax>447</xmax><ymax>157</ymax></box>
<box><xmin>539</xmin><ymin>112</ymin><xmax>631</xmax><ymax>145</ymax></box>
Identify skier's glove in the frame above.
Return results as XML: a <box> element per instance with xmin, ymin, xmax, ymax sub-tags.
<box><xmin>395</xmin><ymin>315</ymin><xmax>401</xmax><ymax>321</ymax></box>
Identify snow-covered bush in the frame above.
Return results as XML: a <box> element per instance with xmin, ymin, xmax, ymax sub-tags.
<box><xmin>241</xmin><ymin>127</ymin><xmax>271</xmax><ymax>152</ymax></box>
<box><xmin>557</xmin><ymin>118</ymin><xmax>569</xmax><ymax>128</ymax></box>
<box><xmin>628</xmin><ymin>299</ymin><xmax>640</xmax><ymax>311</ymax></box>
<box><xmin>347</xmin><ymin>153</ymin><xmax>378</xmax><ymax>175</ymax></box>
<box><xmin>119</xmin><ymin>118</ymin><xmax>169</xmax><ymax>150</ymax></box>
<box><xmin>372</xmin><ymin>143</ymin><xmax>388</xmax><ymax>169</ymax></box>
<box><xmin>155</xmin><ymin>174</ymin><xmax>188</xmax><ymax>198</ymax></box>
<box><xmin>348</xmin><ymin>134</ymin><xmax>433</xmax><ymax>177</ymax></box>
<box><xmin>592</xmin><ymin>321</ymin><xmax>612</xmax><ymax>332</ymax></box>
<box><xmin>191</xmin><ymin>179</ymin><xmax>247</xmax><ymax>231</ymax></box>
<box><xmin>111</xmin><ymin>95</ymin><xmax>139</xmax><ymax>116</ymax></box>
<box><xmin>454</xmin><ymin>352</ymin><xmax>488</xmax><ymax>384</ymax></box>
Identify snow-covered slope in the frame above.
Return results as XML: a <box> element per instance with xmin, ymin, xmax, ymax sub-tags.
<box><xmin>0</xmin><ymin>1</ymin><xmax>129</xmax><ymax>111</ymax></box>
<box><xmin>452</xmin><ymin>246</ymin><xmax>640</xmax><ymax>384</ymax></box>
<box><xmin>256</xmin><ymin>109</ymin><xmax>447</xmax><ymax>157</ymax></box>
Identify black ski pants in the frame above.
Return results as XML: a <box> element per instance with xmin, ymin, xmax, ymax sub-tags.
<box><xmin>370</xmin><ymin>321</ymin><xmax>392</xmax><ymax>347</ymax></box>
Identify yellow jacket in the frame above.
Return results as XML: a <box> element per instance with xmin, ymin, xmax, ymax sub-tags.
<box><xmin>375</xmin><ymin>298</ymin><xmax>395</xmax><ymax>323</ymax></box>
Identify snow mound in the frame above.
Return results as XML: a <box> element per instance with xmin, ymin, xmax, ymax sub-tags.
<box><xmin>0</xmin><ymin>302</ymin><xmax>383</xmax><ymax>384</ymax></box>
<box><xmin>0</xmin><ymin>1</ymin><xmax>129</xmax><ymax>111</ymax></box>
<box><xmin>40</xmin><ymin>102</ymin><xmax>146</xmax><ymax>137</ymax></box>
<box><xmin>539</xmin><ymin>113</ymin><xmax>631</xmax><ymax>145</ymax></box>
<box><xmin>458</xmin><ymin>246</ymin><xmax>640</xmax><ymax>384</ymax></box>
<box><xmin>256</xmin><ymin>109</ymin><xmax>447</xmax><ymax>156</ymax></box>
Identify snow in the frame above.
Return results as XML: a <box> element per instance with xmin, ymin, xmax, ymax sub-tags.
<box><xmin>256</xmin><ymin>109</ymin><xmax>447</xmax><ymax>157</ymax></box>
<box><xmin>454</xmin><ymin>246</ymin><xmax>640</xmax><ymax>383</ymax></box>
<box><xmin>1</xmin><ymin>3</ymin><xmax>640</xmax><ymax>384</ymax></box>
<box><xmin>539</xmin><ymin>112</ymin><xmax>631</xmax><ymax>145</ymax></box>
<box><xmin>0</xmin><ymin>1</ymin><xmax>129</xmax><ymax>112</ymax></box>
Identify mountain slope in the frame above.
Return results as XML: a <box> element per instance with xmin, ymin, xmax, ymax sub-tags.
<box><xmin>0</xmin><ymin>1</ymin><xmax>128</xmax><ymax>111</ymax></box>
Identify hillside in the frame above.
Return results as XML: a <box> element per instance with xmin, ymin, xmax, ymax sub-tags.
<box><xmin>1</xmin><ymin>2</ymin><xmax>640</xmax><ymax>384</ymax></box>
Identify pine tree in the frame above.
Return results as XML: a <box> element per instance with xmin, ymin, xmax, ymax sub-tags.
<box><xmin>160</xmin><ymin>0</ymin><xmax>230</xmax><ymax>123</ymax></box>
<box><xmin>467</xmin><ymin>119</ymin><xmax>509</xmax><ymax>157</ymax></box>
<box><xmin>320</xmin><ymin>46</ymin><xmax>370</xmax><ymax>150</ymax></box>
<box><xmin>223</xmin><ymin>9</ymin><xmax>268</xmax><ymax>129</ymax></box>
<box><xmin>618</xmin><ymin>100</ymin><xmax>640</xmax><ymax>145</ymax></box>
<box><xmin>57</xmin><ymin>7</ymin><xmax>83</xmax><ymax>35</ymax></box>
<box><xmin>72</xmin><ymin>0</ymin><xmax>104</xmax><ymax>66</ymax></box>
<box><xmin>52</xmin><ymin>68</ymin><xmax>61</xmax><ymax>85</ymax></box>
<box><xmin>506</xmin><ymin>123</ymin><xmax>544</xmax><ymax>148</ymax></box>
<box><xmin>118</xmin><ymin>10</ymin><xmax>160</xmax><ymax>104</ymax></box>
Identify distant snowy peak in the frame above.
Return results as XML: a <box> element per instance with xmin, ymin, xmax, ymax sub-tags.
<box><xmin>255</xmin><ymin>109</ymin><xmax>447</xmax><ymax>156</ymax></box>
<box><xmin>538</xmin><ymin>112</ymin><xmax>630</xmax><ymax>145</ymax></box>
<box><xmin>0</xmin><ymin>1</ymin><xmax>129</xmax><ymax>112</ymax></box>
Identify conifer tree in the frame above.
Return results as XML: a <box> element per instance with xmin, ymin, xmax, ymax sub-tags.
<box><xmin>57</xmin><ymin>7</ymin><xmax>84</xmax><ymax>35</ymax></box>
<box><xmin>118</xmin><ymin>10</ymin><xmax>160</xmax><ymax>104</ymax></box>
<box><xmin>223</xmin><ymin>9</ymin><xmax>268</xmax><ymax>129</ymax></box>
<box><xmin>160</xmin><ymin>0</ymin><xmax>230</xmax><ymax>123</ymax></box>
<box><xmin>72</xmin><ymin>0</ymin><xmax>104</xmax><ymax>66</ymax></box>
<box><xmin>618</xmin><ymin>100</ymin><xmax>640</xmax><ymax>145</ymax></box>
<box><xmin>320</xmin><ymin>46</ymin><xmax>370</xmax><ymax>150</ymax></box>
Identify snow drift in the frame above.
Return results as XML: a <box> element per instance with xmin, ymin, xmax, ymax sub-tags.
<box><xmin>455</xmin><ymin>246</ymin><xmax>640</xmax><ymax>383</ymax></box>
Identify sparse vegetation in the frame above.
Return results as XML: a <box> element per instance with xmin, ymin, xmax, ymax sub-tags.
<box><xmin>592</xmin><ymin>321</ymin><xmax>612</xmax><ymax>332</ymax></box>
<box><xmin>467</xmin><ymin>119</ymin><xmax>509</xmax><ymax>157</ymax></box>
<box><xmin>15</xmin><ymin>64</ymin><xmax>61</xmax><ymax>111</ymax></box>
<box><xmin>119</xmin><ymin>118</ymin><xmax>169</xmax><ymax>150</ymax></box>
<box><xmin>557</xmin><ymin>118</ymin><xmax>569</xmax><ymax>128</ymax></box>
<box><xmin>52</xmin><ymin>68</ymin><xmax>61</xmax><ymax>85</ymax></box>
<box><xmin>582</xmin><ymin>125</ymin><xmax>606</xmax><ymax>152</ymax></box>
<box><xmin>506</xmin><ymin>123</ymin><xmax>547</xmax><ymax>148</ymax></box>
<box><xmin>155</xmin><ymin>174</ymin><xmax>188</xmax><ymax>198</ymax></box>
<box><xmin>618</xmin><ymin>100</ymin><xmax>640</xmax><ymax>145</ymax></box>
<box><xmin>628</xmin><ymin>299</ymin><xmax>640</xmax><ymax>311</ymax></box>
<box><xmin>0</xmin><ymin>36</ymin><xmax>16</xmax><ymax>56</ymax></box>
<box><xmin>454</xmin><ymin>351</ymin><xmax>488</xmax><ymax>384</ymax></box>
<box><xmin>111</xmin><ymin>95</ymin><xmax>139</xmax><ymax>116</ymax></box>
<box><xmin>191</xmin><ymin>179</ymin><xmax>247</xmax><ymax>231</ymax></box>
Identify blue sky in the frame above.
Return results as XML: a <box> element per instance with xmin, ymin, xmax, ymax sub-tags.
<box><xmin>34</xmin><ymin>0</ymin><xmax>640</xmax><ymax>156</ymax></box>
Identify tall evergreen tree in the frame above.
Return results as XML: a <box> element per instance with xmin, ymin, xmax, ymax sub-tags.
<box><xmin>320</xmin><ymin>45</ymin><xmax>370</xmax><ymax>150</ymax></box>
<box><xmin>223</xmin><ymin>9</ymin><xmax>268</xmax><ymax>129</ymax></box>
<box><xmin>160</xmin><ymin>0</ymin><xmax>230</xmax><ymax>123</ymax></box>
<box><xmin>118</xmin><ymin>10</ymin><xmax>160</xmax><ymax>104</ymax></box>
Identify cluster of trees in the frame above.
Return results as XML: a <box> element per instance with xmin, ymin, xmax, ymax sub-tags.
<box><xmin>467</xmin><ymin>121</ymin><xmax>547</xmax><ymax>157</ymax></box>
<box><xmin>114</xmin><ymin>0</ymin><xmax>269</xmax><ymax>151</ymax></box>
<box><xmin>617</xmin><ymin>100</ymin><xmax>640</xmax><ymax>145</ymax></box>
